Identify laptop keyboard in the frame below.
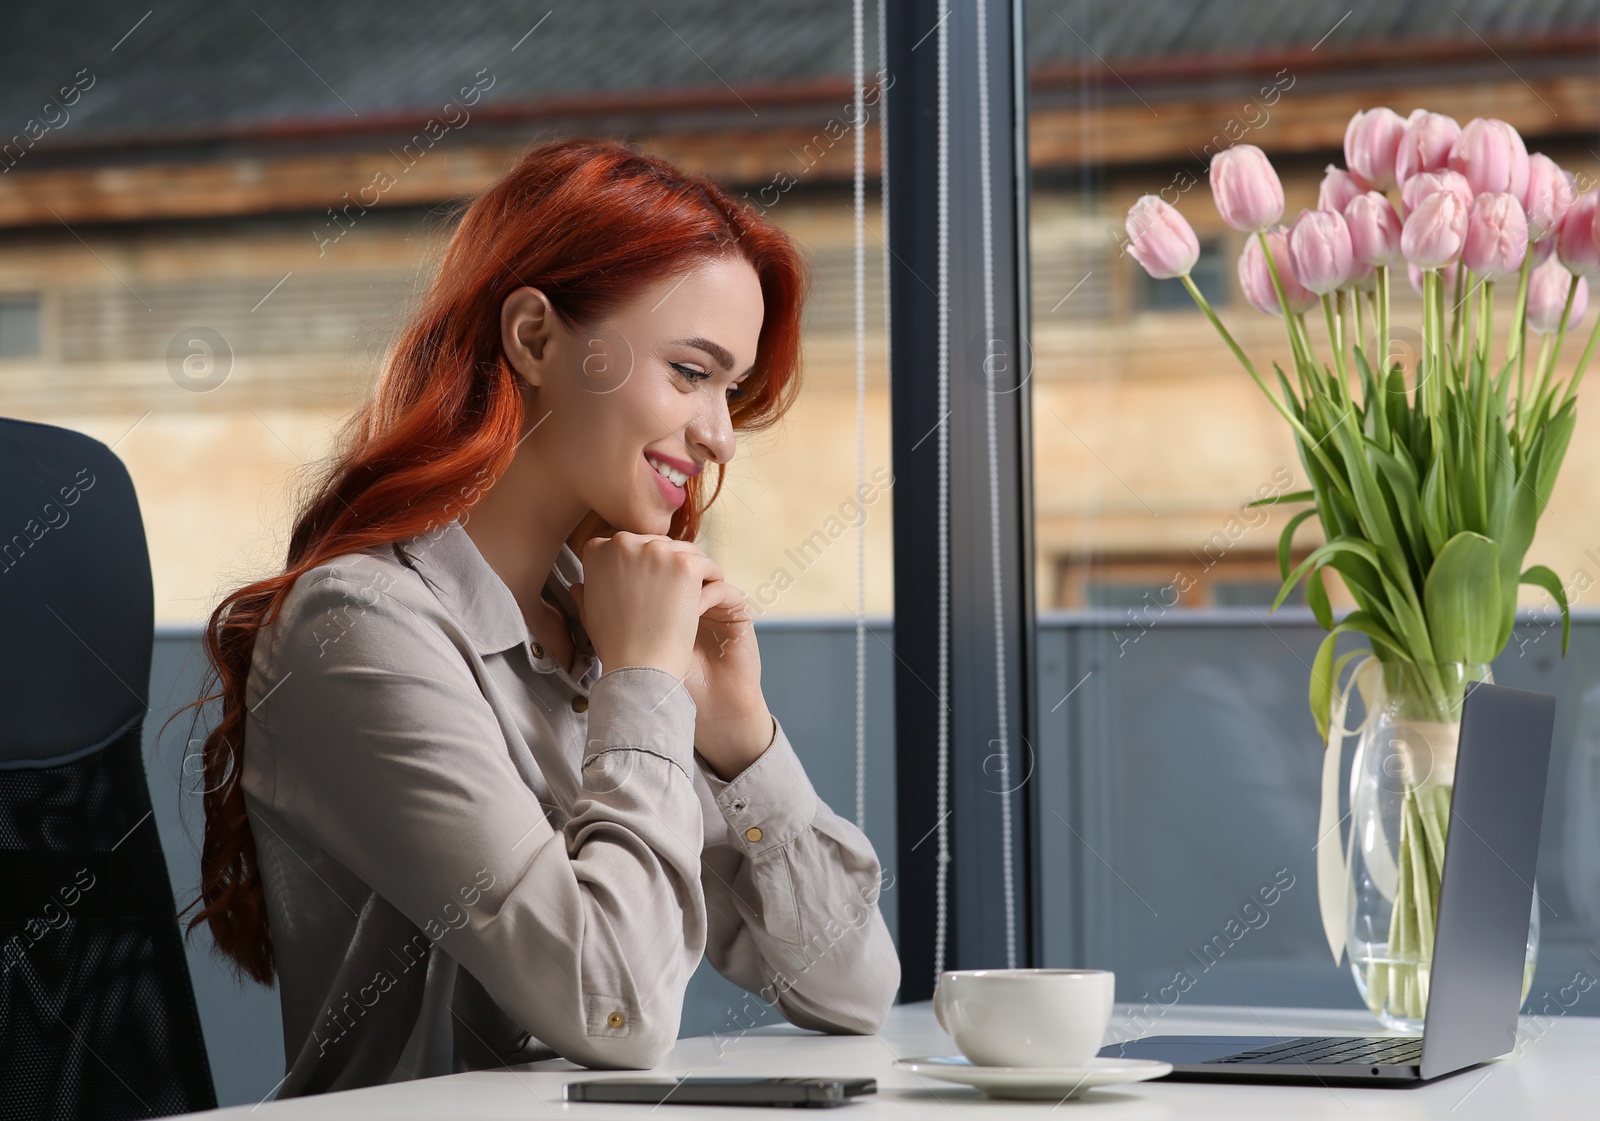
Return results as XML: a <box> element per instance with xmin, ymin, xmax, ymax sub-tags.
<box><xmin>1214</xmin><ymin>1036</ymin><xmax>1424</xmax><ymax>1067</ymax></box>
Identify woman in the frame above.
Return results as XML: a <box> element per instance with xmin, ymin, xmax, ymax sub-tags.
<box><xmin>178</xmin><ymin>136</ymin><xmax>900</xmax><ymax>1096</ymax></box>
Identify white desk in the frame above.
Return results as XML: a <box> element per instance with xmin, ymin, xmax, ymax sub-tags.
<box><xmin>204</xmin><ymin>1001</ymin><xmax>1598</xmax><ymax>1118</ymax></box>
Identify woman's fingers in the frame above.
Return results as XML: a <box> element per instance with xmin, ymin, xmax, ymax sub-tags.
<box><xmin>698</xmin><ymin>578</ymin><xmax>750</xmax><ymax>618</ymax></box>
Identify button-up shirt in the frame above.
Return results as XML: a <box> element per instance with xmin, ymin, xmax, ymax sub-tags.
<box><xmin>240</xmin><ymin>517</ymin><xmax>900</xmax><ymax>1097</ymax></box>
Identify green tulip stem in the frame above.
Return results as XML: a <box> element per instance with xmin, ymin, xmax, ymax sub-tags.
<box><xmin>1524</xmin><ymin>279</ymin><xmax>1577</xmax><ymax>443</ymax></box>
<box><xmin>1423</xmin><ymin>269</ymin><xmax>1441</xmax><ymax>417</ymax></box>
<box><xmin>1477</xmin><ymin>280</ymin><xmax>1493</xmax><ymax>373</ymax></box>
<box><xmin>1451</xmin><ymin>266</ymin><xmax>1467</xmax><ymax>370</ymax></box>
<box><xmin>1353</xmin><ymin>288</ymin><xmax>1366</xmax><ymax>366</ymax></box>
<box><xmin>1558</xmin><ymin>311</ymin><xmax>1600</xmax><ymax>412</ymax></box>
<box><xmin>1507</xmin><ymin>250</ymin><xmax>1534</xmax><ymax>365</ymax></box>
<box><xmin>1323</xmin><ymin>293</ymin><xmax>1349</xmax><ymax>393</ymax></box>
<box><xmin>1257</xmin><ymin>231</ymin><xmax>1312</xmax><ymax>370</ymax></box>
<box><xmin>1377</xmin><ymin>265</ymin><xmax>1392</xmax><ymax>380</ymax></box>
<box><xmin>1180</xmin><ymin>273</ymin><xmax>1350</xmax><ymax>494</ymax></box>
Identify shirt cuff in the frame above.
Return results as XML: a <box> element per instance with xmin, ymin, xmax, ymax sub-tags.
<box><xmin>584</xmin><ymin>666</ymin><xmax>697</xmax><ymax>783</ymax></box>
<box><xmin>696</xmin><ymin>717</ymin><xmax>819</xmax><ymax>855</ymax></box>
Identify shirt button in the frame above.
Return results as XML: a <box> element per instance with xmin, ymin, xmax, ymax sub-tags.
<box><xmin>571</xmin><ymin>695</ymin><xmax>589</xmax><ymax>713</ymax></box>
<box><xmin>744</xmin><ymin>826</ymin><xmax>763</xmax><ymax>843</ymax></box>
<box><xmin>606</xmin><ymin>1010</ymin><xmax>626</xmax><ymax>1029</ymax></box>
<box><xmin>530</xmin><ymin>641</ymin><xmax>545</xmax><ymax>659</ymax></box>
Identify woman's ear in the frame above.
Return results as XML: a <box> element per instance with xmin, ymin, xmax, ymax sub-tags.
<box><xmin>501</xmin><ymin>286</ymin><xmax>555</xmax><ymax>388</ymax></box>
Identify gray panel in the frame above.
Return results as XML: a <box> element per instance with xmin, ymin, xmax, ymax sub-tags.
<box><xmin>146</xmin><ymin>633</ymin><xmax>287</xmax><ymax>1109</ymax></box>
<box><xmin>1038</xmin><ymin>609</ymin><xmax>1600</xmax><ymax>1027</ymax></box>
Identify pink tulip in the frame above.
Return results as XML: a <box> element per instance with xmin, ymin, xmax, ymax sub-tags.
<box><xmin>1400</xmin><ymin>169</ymin><xmax>1472</xmax><ymax>220</ymax></box>
<box><xmin>1318</xmin><ymin>165</ymin><xmax>1372</xmax><ymax>215</ymax></box>
<box><xmin>1526</xmin><ymin>255</ymin><xmax>1588</xmax><ymax>334</ymax></box>
<box><xmin>1238</xmin><ymin>227</ymin><xmax>1317</xmax><ymax>315</ymax></box>
<box><xmin>1448</xmin><ymin>118</ymin><xmax>1530</xmax><ymax>203</ymax></box>
<box><xmin>1347</xmin><ymin>259</ymin><xmax>1377</xmax><ymax>291</ymax></box>
<box><xmin>1394</xmin><ymin>110</ymin><xmax>1461</xmax><ymax>187</ymax></box>
<box><xmin>1401</xmin><ymin>191</ymin><xmax>1469</xmax><ymax>268</ymax></box>
<box><xmin>1288</xmin><ymin>208</ymin><xmax>1354</xmax><ymax>295</ymax></box>
<box><xmin>1558</xmin><ymin>192</ymin><xmax>1600</xmax><ymax>277</ymax></box>
<box><xmin>1407</xmin><ymin>260</ymin><xmax>1459</xmax><ymax>296</ymax></box>
<box><xmin>1124</xmin><ymin>195</ymin><xmax>1200</xmax><ymax>279</ymax></box>
<box><xmin>1524</xmin><ymin>154</ymin><xmax>1578</xmax><ymax>241</ymax></box>
<box><xmin>1344</xmin><ymin>192</ymin><xmax>1404</xmax><ymax>266</ymax></box>
<box><xmin>1210</xmin><ymin>145</ymin><xmax>1285</xmax><ymax>232</ymax></box>
<box><xmin>1529</xmin><ymin>235</ymin><xmax>1557</xmax><ymax>269</ymax></box>
<box><xmin>1462</xmin><ymin>192</ymin><xmax>1529</xmax><ymax>280</ymax></box>
<box><xmin>1344</xmin><ymin>108</ymin><xmax>1407</xmax><ymax>191</ymax></box>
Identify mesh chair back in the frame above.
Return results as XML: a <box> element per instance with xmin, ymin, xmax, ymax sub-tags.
<box><xmin>1</xmin><ymin>416</ymin><xmax>217</xmax><ymax>1120</ymax></box>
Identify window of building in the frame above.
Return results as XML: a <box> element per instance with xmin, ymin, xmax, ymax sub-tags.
<box><xmin>1133</xmin><ymin>236</ymin><xmax>1228</xmax><ymax>312</ymax></box>
<box><xmin>0</xmin><ymin>294</ymin><xmax>41</xmax><ymax>358</ymax></box>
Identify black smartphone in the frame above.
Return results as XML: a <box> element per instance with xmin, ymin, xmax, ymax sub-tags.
<box><xmin>564</xmin><ymin>1075</ymin><xmax>877</xmax><ymax>1108</ymax></box>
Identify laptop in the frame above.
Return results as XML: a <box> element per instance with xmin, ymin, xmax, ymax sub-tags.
<box><xmin>1099</xmin><ymin>680</ymin><xmax>1557</xmax><ymax>1086</ymax></box>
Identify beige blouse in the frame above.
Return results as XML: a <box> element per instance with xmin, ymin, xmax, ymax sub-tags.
<box><xmin>240</xmin><ymin>516</ymin><xmax>900</xmax><ymax>1098</ymax></box>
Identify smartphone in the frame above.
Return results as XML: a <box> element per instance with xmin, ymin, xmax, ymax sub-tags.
<box><xmin>563</xmin><ymin>1075</ymin><xmax>877</xmax><ymax>1108</ymax></box>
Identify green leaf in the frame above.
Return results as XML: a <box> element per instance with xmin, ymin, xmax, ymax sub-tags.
<box><xmin>1275</xmin><ymin>537</ymin><xmax>1383</xmax><ymax>612</ymax></box>
<box><xmin>1367</xmin><ymin>437</ymin><xmax>1428</xmax><ymax>577</ymax></box>
<box><xmin>1420</xmin><ymin>456</ymin><xmax>1450</xmax><ymax>556</ymax></box>
<box><xmin>1310</xmin><ymin>629</ymin><xmax>1339</xmax><ymax>741</ymax></box>
<box><xmin>1520</xmin><ymin>564</ymin><xmax>1572</xmax><ymax>656</ymax></box>
<box><xmin>1355</xmin><ymin>348</ymin><xmax>1390</xmax><ymax>447</ymax></box>
<box><xmin>1277</xmin><ymin>507</ymin><xmax>1321</xmax><ymax>580</ymax></box>
<box><xmin>1424</xmin><ymin>532</ymin><xmax>1503</xmax><ymax>664</ymax></box>
<box><xmin>1535</xmin><ymin>402</ymin><xmax>1577</xmax><ymax>509</ymax></box>
<box><xmin>1386</xmin><ymin>362</ymin><xmax>1413</xmax><ymax>456</ymax></box>
<box><xmin>1305</xmin><ymin>566</ymin><xmax>1335</xmax><ymax>630</ymax></box>
<box><xmin>1331</xmin><ymin>609</ymin><xmax>1409</xmax><ymax>661</ymax></box>
<box><xmin>1306</xmin><ymin>622</ymin><xmax>1404</xmax><ymax>739</ymax></box>
<box><xmin>1246</xmin><ymin>489</ymin><xmax>1316</xmax><ymax>508</ymax></box>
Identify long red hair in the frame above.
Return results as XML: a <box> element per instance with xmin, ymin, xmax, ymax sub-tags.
<box><xmin>170</xmin><ymin>135</ymin><xmax>809</xmax><ymax>985</ymax></box>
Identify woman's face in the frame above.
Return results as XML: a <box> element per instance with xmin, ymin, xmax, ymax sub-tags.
<box><xmin>501</xmin><ymin>255</ymin><xmax>765</xmax><ymax>536</ymax></box>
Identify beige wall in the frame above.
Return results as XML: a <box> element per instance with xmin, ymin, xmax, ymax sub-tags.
<box><xmin>7</xmin><ymin>154</ymin><xmax>1600</xmax><ymax>626</ymax></box>
<box><xmin>0</xmin><ymin>199</ymin><xmax>898</xmax><ymax>625</ymax></box>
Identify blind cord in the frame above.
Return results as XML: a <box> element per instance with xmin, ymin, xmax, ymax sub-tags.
<box><xmin>973</xmin><ymin>0</ymin><xmax>1018</xmax><ymax>970</ymax></box>
<box><xmin>852</xmin><ymin>0</ymin><xmax>868</xmax><ymax>833</ymax></box>
<box><xmin>932</xmin><ymin>0</ymin><xmax>952</xmax><ymax>982</ymax></box>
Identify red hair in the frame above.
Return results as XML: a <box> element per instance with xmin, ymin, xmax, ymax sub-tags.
<box><xmin>169</xmin><ymin>135</ymin><xmax>809</xmax><ymax>985</ymax></box>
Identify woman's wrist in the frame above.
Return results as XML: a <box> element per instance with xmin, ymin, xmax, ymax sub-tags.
<box><xmin>695</xmin><ymin>707</ymin><xmax>776</xmax><ymax>781</ymax></box>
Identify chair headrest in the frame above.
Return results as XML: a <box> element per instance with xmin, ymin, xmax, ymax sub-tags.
<box><xmin>1</xmin><ymin>416</ymin><xmax>153</xmax><ymax>768</ymax></box>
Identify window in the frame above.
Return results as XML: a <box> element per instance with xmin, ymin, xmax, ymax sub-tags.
<box><xmin>1133</xmin><ymin>236</ymin><xmax>1228</xmax><ymax>312</ymax></box>
<box><xmin>0</xmin><ymin>294</ymin><xmax>40</xmax><ymax>357</ymax></box>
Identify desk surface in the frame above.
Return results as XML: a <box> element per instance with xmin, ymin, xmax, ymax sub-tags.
<box><xmin>205</xmin><ymin>1001</ymin><xmax>1598</xmax><ymax>1118</ymax></box>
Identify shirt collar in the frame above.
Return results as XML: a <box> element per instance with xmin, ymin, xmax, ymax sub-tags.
<box><xmin>394</xmin><ymin>517</ymin><xmax>595</xmax><ymax>668</ymax></box>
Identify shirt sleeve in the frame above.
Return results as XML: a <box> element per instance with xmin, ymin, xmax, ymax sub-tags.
<box><xmin>250</xmin><ymin>567</ymin><xmax>707</xmax><ymax>1070</ymax></box>
<box><xmin>692</xmin><ymin>719</ymin><xmax>900</xmax><ymax>1033</ymax></box>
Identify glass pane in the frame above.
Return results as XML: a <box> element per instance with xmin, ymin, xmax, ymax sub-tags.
<box><xmin>3</xmin><ymin>6</ymin><xmax>897</xmax><ymax>1104</ymax></box>
<box><xmin>1027</xmin><ymin>0</ymin><xmax>1600</xmax><ymax>1020</ymax></box>
<box><xmin>0</xmin><ymin>295</ymin><xmax>40</xmax><ymax>357</ymax></box>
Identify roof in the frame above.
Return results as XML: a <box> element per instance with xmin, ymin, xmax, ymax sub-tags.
<box><xmin>0</xmin><ymin>0</ymin><xmax>1594</xmax><ymax>154</ymax></box>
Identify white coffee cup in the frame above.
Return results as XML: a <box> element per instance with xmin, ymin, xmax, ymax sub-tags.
<box><xmin>932</xmin><ymin>968</ymin><xmax>1114</xmax><ymax>1068</ymax></box>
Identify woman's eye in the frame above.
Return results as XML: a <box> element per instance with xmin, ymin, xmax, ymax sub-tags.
<box><xmin>675</xmin><ymin>361</ymin><xmax>748</xmax><ymax>399</ymax></box>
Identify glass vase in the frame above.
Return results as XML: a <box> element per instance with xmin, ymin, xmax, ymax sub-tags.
<box><xmin>1345</xmin><ymin>660</ymin><xmax>1539</xmax><ymax>1032</ymax></box>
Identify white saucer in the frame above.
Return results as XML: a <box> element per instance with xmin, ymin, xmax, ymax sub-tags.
<box><xmin>895</xmin><ymin>1055</ymin><xmax>1172</xmax><ymax>1100</ymax></box>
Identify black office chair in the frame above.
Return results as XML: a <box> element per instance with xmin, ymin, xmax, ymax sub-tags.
<box><xmin>1</xmin><ymin>417</ymin><xmax>216</xmax><ymax>1120</ymax></box>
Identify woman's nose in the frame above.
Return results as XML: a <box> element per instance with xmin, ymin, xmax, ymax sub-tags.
<box><xmin>688</xmin><ymin>395</ymin><xmax>736</xmax><ymax>465</ymax></box>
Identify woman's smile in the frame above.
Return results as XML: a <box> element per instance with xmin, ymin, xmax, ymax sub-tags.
<box><xmin>644</xmin><ymin>449</ymin><xmax>700</xmax><ymax>510</ymax></box>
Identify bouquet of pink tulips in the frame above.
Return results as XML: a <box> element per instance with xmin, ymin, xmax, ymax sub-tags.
<box><xmin>1125</xmin><ymin>110</ymin><xmax>1586</xmax><ymax>726</ymax></box>
<box><xmin>1125</xmin><ymin>109</ymin><xmax>1589</xmax><ymax>1018</ymax></box>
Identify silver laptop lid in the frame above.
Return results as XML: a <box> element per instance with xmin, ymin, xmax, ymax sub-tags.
<box><xmin>1419</xmin><ymin>681</ymin><xmax>1556</xmax><ymax>1081</ymax></box>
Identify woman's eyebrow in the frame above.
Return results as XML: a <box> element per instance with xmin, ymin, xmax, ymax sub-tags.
<box><xmin>676</xmin><ymin>335</ymin><xmax>754</xmax><ymax>377</ymax></box>
<box><xmin>676</xmin><ymin>335</ymin><xmax>732</xmax><ymax>368</ymax></box>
